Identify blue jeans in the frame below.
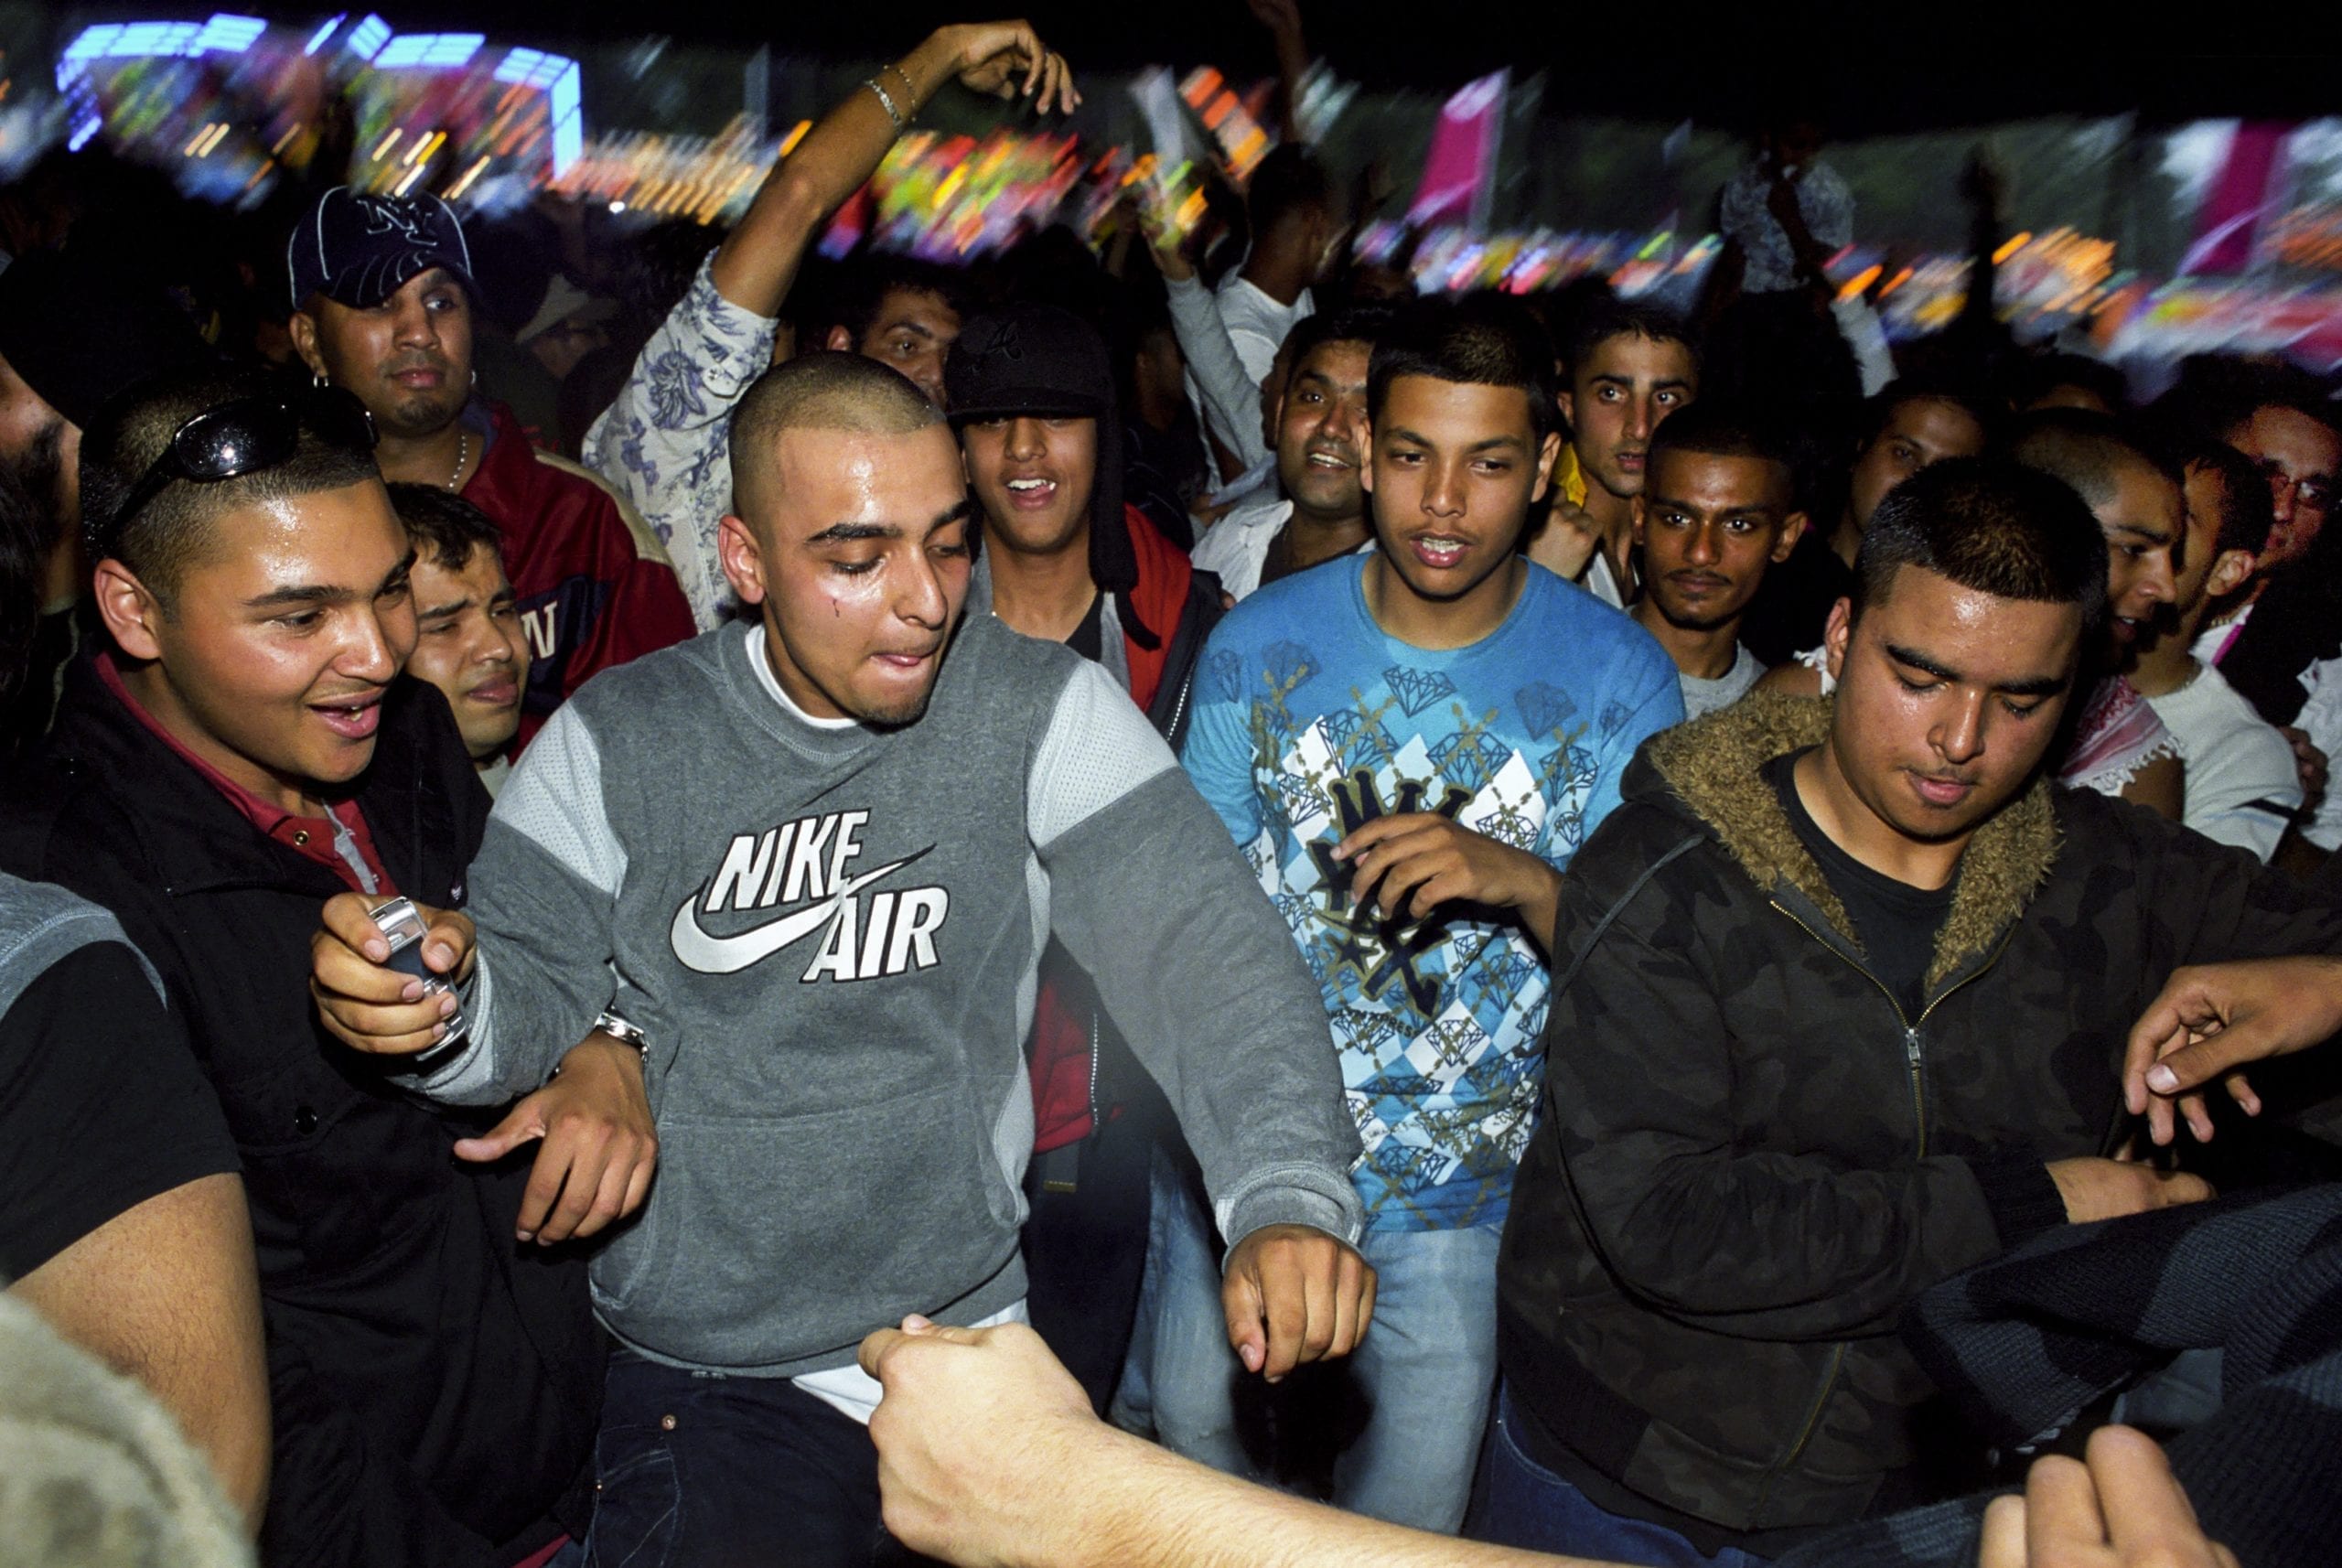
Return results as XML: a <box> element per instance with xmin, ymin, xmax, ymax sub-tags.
<box><xmin>1119</xmin><ymin>1150</ymin><xmax>1501</xmax><ymax>1531</ymax></box>
<box><xmin>585</xmin><ymin>1349</ymin><xmax>933</xmax><ymax>1568</ymax></box>
<box><xmin>1467</xmin><ymin>1386</ymin><xmax>1768</xmax><ymax>1568</ymax></box>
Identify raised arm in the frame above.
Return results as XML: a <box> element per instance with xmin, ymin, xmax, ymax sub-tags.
<box><xmin>712</xmin><ymin>22</ymin><xmax>1077</xmax><ymax>318</ymax></box>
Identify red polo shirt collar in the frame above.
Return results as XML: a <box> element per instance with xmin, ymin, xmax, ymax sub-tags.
<box><xmin>94</xmin><ymin>651</ymin><xmax>394</xmax><ymax>897</ymax></box>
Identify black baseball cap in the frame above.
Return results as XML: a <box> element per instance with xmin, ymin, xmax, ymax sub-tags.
<box><xmin>287</xmin><ymin>187</ymin><xmax>477</xmax><ymax>312</ymax></box>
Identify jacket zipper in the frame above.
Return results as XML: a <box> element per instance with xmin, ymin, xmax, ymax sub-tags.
<box><xmin>1165</xmin><ymin>662</ymin><xmax>1197</xmax><ymax>747</ymax></box>
<box><xmin>1752</xmin><ymin>902</ymin><xmax>2015</xmax><ymax>1500</ymax></box>
<box><xmin>1767</xmin><ymin>901</ymin><xmax>1930</xmax><ymax>1152</ymax></box>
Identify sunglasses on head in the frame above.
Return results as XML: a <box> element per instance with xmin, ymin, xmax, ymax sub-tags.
<box><xmin>93</xmin><ymin>386</ymin><xmax>379</xmax><ymax>558</ymax></box>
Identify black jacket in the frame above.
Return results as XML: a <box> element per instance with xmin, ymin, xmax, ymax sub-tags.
<box><xmin>0</xmin><ymin>653</ymin><xmax>601</xmax><ymax>1568</ymax></box>
<box><xmin>1497</xmin><ymin>693</ymin><xmax>2342</xmax><ymax>1545</ymax></box>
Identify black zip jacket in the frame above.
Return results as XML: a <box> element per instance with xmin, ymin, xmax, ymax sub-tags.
<box><xmin>0</xmin><ymin>652</ymin><xmax>601</xmax><ymax>1568</ymax></box>
<box><xmin>1496</xmin><ymin>693</ymin><xmax>2342</xmax><ymax>1544</ymax></box>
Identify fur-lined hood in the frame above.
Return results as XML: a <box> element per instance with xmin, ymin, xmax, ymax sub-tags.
<box><xmin>1636</xmin><ymin>691</ymin><xmax>2060</xmax><ymax>992</ymax></box>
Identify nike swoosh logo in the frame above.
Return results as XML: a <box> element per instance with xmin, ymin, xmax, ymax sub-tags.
<box><xmin>670</xmin><ymin>847</ymin><xmax>932</xmax><ymax>974</ymax></box>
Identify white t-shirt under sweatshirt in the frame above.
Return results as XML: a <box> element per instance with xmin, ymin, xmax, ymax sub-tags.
<box><xmin>2142</xmin><ymin>661</ymin><xmax>2303</xmax><ymax>863</ymax></box>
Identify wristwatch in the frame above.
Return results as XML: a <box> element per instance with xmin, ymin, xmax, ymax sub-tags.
<box><xmin>591</xmin><ymin>1010</ymin><xmax>650</xmax><ymax>1058</ymax></box>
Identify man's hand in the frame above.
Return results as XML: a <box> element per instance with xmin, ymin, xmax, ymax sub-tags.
<box><xmin>456</xmin><ymin>1033</ymin><xmax>658</xmax><ymax>1244</ymax></box>
<box><xmin>932</xmin><ymin>20</ymin><xmax>1079</xmax><ymax>114</ymax></box>
<box><xmin>1220</xmin><ymin>1224</ymin><xmax>1373</xmax><ymax>1382</ymax></box>
<box><xmin>2280</xmin><ymin>725</ymin><xmax>2328</xmax><ymax>810</ymax></box>
<box><xmin>2123</xmin><ymin>955</ymin><xmax>2342</xmax><ymax>1144</ymax></box>
<box><xmin>309</xmin><ymin>891</ymin><xmax>476</xmax><ymax>1055</ymax></box>
<box><xmin>863</xmin><ymin>1317</ymin><xmax>1101</xmax><ymax>1566</ymax></box>
<box><xmin>2046</xmin><ymin>1157</ymin><xmax>2213</xmax><ymax>1224</ymax></box>
<box><xmin>1978</xmin><ymin>1424</ymin><xmax>2237</xmax><ymax>1568</ymax></box>
<box><xmin>1523</xmin><ymin>499</ymin><xmax>1605</xmax><ymax>583</ymax></box>
<box><xmin>1335</xmin><ymin>813</ymin><xmax>1564</xmax><ymax>951</ymax></box>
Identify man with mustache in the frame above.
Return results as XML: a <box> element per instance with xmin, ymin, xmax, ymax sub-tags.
<box><xmin>288</xmin><ymin>188</ymin><xmax>693</xmax><ymax>748</ymax></box>
<box><xmin>1193</xmin><ymin>307</ymin><xmax>1391</xmax><ymax>603</ymax></box>
<box><xmin>387</xmin><ymin>484</ymin><xmax>532</xmax><ymax>798</ymax></box>
<box><xmin>1628</xmin><ymin>402</ymin><xmax>1808</xmax><ymax>717</ymax></box>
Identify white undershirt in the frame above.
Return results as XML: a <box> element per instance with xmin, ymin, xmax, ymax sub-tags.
<box><xmin>742</xmin><ymin>624</ymin><xmax>1030</xmax><ymax>1423</ymax></box>
<box><xmin>746</xmin><ymin>624</ymin><xmax>864</xmax><ymax>731</ymax></box>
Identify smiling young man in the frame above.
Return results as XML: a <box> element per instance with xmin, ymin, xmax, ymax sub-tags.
<box><xmin>2009</xmin><ymin>410</ymin><xmax>2181</xmax><ymax>655</ymax></box>
<box><xmin>290</xmin><ymin>187</ymin><xmax>693</xmax><ymax>746</ymax></box>
<box><xmin>387</xmin><ymin>483</ymin><xmax>532</xmax><ymax>797</ymax></box>
<box><xmin>309</xmin><ymin>351</ymin><xmax>1370</xmax><ymax>1567</ymax></box>
<box><xmin>1628</xmin><ymin>402</ymin><xmax>1808</xmax><ymax>716</ymax></box>
<box><xmin>1192</xmin><ymin>307</ymin><xmax>1391</xmax><ymax>602</ymax></box>
<box><xmin>1522</xmin><ymin>298</ymin><xmax>1699</xmax><ymax>607</ymax></box>
<box><xmin>1161</xmin><ymin>298</ymin><xmax>1682</xmax><ymax>1532</ymax></box>
<box><xmin>1483</xmin><ymin>456</ymin><xmax>2342</xmax><ymax>1565</ymax></box>
<box><xmin>1</xmin><ymin>368</ymin><xmax>647</xmax><ymax>1568</ymax></box>
<box><xmin>947</xmin><ymin>303</ymin><xmax>1232</xmax><ymax>1413</ymax></box>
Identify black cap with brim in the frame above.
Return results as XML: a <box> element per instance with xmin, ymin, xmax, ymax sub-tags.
<box><xmin>287</xmin><ymin>186</ymin><xmax>478</xmax><ymax>313</ymax></box>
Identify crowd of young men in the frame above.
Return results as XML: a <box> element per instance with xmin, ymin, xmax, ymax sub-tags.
<box><xmin>5</xmin><ymin>21</ymin><xmax>2342</xmax><ymax>1568</ymax></box>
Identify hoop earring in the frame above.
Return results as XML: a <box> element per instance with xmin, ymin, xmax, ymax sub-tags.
<box><xmin>311</xmin><ymin>371</ymin><xmax>328</xmax><ymax>391</ymax></box>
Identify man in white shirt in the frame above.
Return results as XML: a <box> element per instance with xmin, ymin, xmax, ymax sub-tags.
<box><xmin>1187</xmin><ymin>145</ymin><xmax>1341</xmax><ymax>487</ymax></box>
<box><xmin>1192</xmin><ymin>307</ymin><xmax>1389</xmax><ymax>600</ymax></box>
<box><xmin>2136</xmin><ymin>440</ymin><xmax>2300</xmax><ymax>861</ymax></box>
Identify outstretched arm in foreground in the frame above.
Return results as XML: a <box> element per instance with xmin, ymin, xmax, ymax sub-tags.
<box><xmin>863</xmin><ymin>1321</ymin><xmax>2233</xmax><ymax>1568</ymax></box>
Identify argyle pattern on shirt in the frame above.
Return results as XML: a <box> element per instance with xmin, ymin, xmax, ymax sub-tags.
<box><xmin>1182</xmin><ymin>558</ymin><xmax>1679</xmax><ymax>1230</ymax></box>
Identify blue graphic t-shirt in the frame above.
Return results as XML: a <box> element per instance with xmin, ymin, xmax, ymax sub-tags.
<box><xmin>1182</xmin><ymin>554</ymin><xmax>1683</xmax><ymax>1231</ymax></box>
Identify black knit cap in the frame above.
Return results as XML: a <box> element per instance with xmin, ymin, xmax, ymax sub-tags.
<box><xmin>945</xmin><ymin>303</ymin><xmax>1156</xmax><ymax>649</ymax></box>
<box><xmin>0</xmin><ymin>250</ymin><xmax>212</xmax><ymax>431</ymax></box>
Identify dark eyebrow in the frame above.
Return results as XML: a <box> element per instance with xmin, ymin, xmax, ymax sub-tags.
<box><xmin>882</xmin><ymin>320</ymin><xmax>939</xmax><ymax>341</ymax></box>
<box><xmin>1885</xmin><ymin>641</ymin><xmax>2068</xmax><ymax>697</ymax></box>
<box><xmin>242</xmin><ymin>547</ymin><xmax>414</xmax><ymax>610</ymax></box>
<box><xmin>809</xmin><ymin>498</ymin><xmax>973</xmax><ymax>546</ymax></box>
<box><xmin>2111</xmin><ymin>523</ymin><xmax>2175</xmax><ymax>547</ymax></box>
<box><xmin>417</xmin><ymin>594</ymin><xmax>476</xmax><ymax>620</ymax></box>
<box><xmin>926</xmin><ymin>498</ymin><xmax>975</xmax><ymax>536</ymax></box>
<box><xmin>1382</xmin><ymin>425</ymin><xmax>1526</xmax><ymax>454</ymax></box>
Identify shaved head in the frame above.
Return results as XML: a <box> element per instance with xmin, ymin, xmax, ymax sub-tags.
<box><xmin>731</xmin><ymin>351</ymin><xmax>942</xmax><ymax>518</ymax></box>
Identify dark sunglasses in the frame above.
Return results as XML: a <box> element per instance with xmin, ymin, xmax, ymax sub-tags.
<box><xmin>94</xmin><ymin>386</ymin><xmax>379</xmax><ymax>557</ymax></box>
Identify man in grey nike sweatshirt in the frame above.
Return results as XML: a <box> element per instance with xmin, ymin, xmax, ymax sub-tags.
<box><xmin>314</xmin><ymin>350</ymin><xmax>1365</xmax><ymax>1566</ymax></box>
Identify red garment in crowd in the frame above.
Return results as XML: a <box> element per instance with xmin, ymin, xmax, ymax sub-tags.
<box><xmin>1026</xmin><ymin>507</ymin><xmax>1202</xmax><ymax>1155</ymax></box>
<box><xmin>461</xmin><ymin>402</ymin><xmax>697</xmax><ymax>748</ymax></box>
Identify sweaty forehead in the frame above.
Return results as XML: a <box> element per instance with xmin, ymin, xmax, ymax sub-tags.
<box><xmin>764</xmin><ymin>424</ymin><xmax>962</xmax><ymax>538</ymax></box>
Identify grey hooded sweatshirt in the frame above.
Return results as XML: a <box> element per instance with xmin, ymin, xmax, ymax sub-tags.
<box><xmin>414</xmin><ymin>614</ymin><xmax>1362</xmax><ymax>1376</ymax></box>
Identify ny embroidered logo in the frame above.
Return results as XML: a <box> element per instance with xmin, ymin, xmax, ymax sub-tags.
<box><xmin>1305</xmin><ymin>768</ymin><xmax>1472</xmax><ymax>1017</ymax></box>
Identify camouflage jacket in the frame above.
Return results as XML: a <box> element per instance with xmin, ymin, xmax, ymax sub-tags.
<box><xmin>1496</xmin><ymin>693</ymin><xmax>2342</xmax><ymax>1540</ymax></box>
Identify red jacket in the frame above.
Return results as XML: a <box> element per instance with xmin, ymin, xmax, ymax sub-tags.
<box><xmin>462</xmin><ymin>403</ymin><xmax>697</xmax><ymax>748</ymax></box>
<box><xmin>1027</xmin><ymin>507</ymin><xmax>1217</xmax><ymax>1153</ymax></box>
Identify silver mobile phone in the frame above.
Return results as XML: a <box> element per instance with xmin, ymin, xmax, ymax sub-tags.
<box><xmin>369</xmin><ymin>896</ymin><xmax>467</xmax><ymax>1042</ymax></box>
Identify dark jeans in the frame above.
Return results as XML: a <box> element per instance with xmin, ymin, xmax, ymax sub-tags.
<box><xmin>586</xmin><ymin>1350</ymin><xmax>937</xmax><ymax>1568</ymax></box>
<box><xmin>1466</xmin><ymin>1386</ymin><xmax>1769</xmax><ymax>1568</ymax></box>
<box><xmin>1021</xmin><ymin>1107</ymin><xmax>1156</xmax><ymax>1414</ymax></box>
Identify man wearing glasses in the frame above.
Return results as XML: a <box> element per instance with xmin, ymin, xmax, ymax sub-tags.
<box><xmin>0</xmin><ymin>368</ymin><xmax>651</xmax><ymax>1568</ymax></box>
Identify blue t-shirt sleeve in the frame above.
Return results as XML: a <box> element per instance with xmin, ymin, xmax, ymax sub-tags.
<box><xmin>1584</xmin><ymin>643</ymin><xmax>1684</xmax><ymax>834</ymax></box>
<box><xmin>1178</xmin><ymin>628</ymin><xmax>1265</xmax><ymax>849</ymax></box>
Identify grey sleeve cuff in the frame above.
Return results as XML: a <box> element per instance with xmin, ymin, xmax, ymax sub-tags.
<box><xmin>1217</xmin><ymin>1162</ymin><xmax>1366</xmax><ymax>1254</ymax></box>
<box><xmin>395</xmin><ymin>955</ymin><xmax>512</xmax><ymax>1105</ymax></box>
